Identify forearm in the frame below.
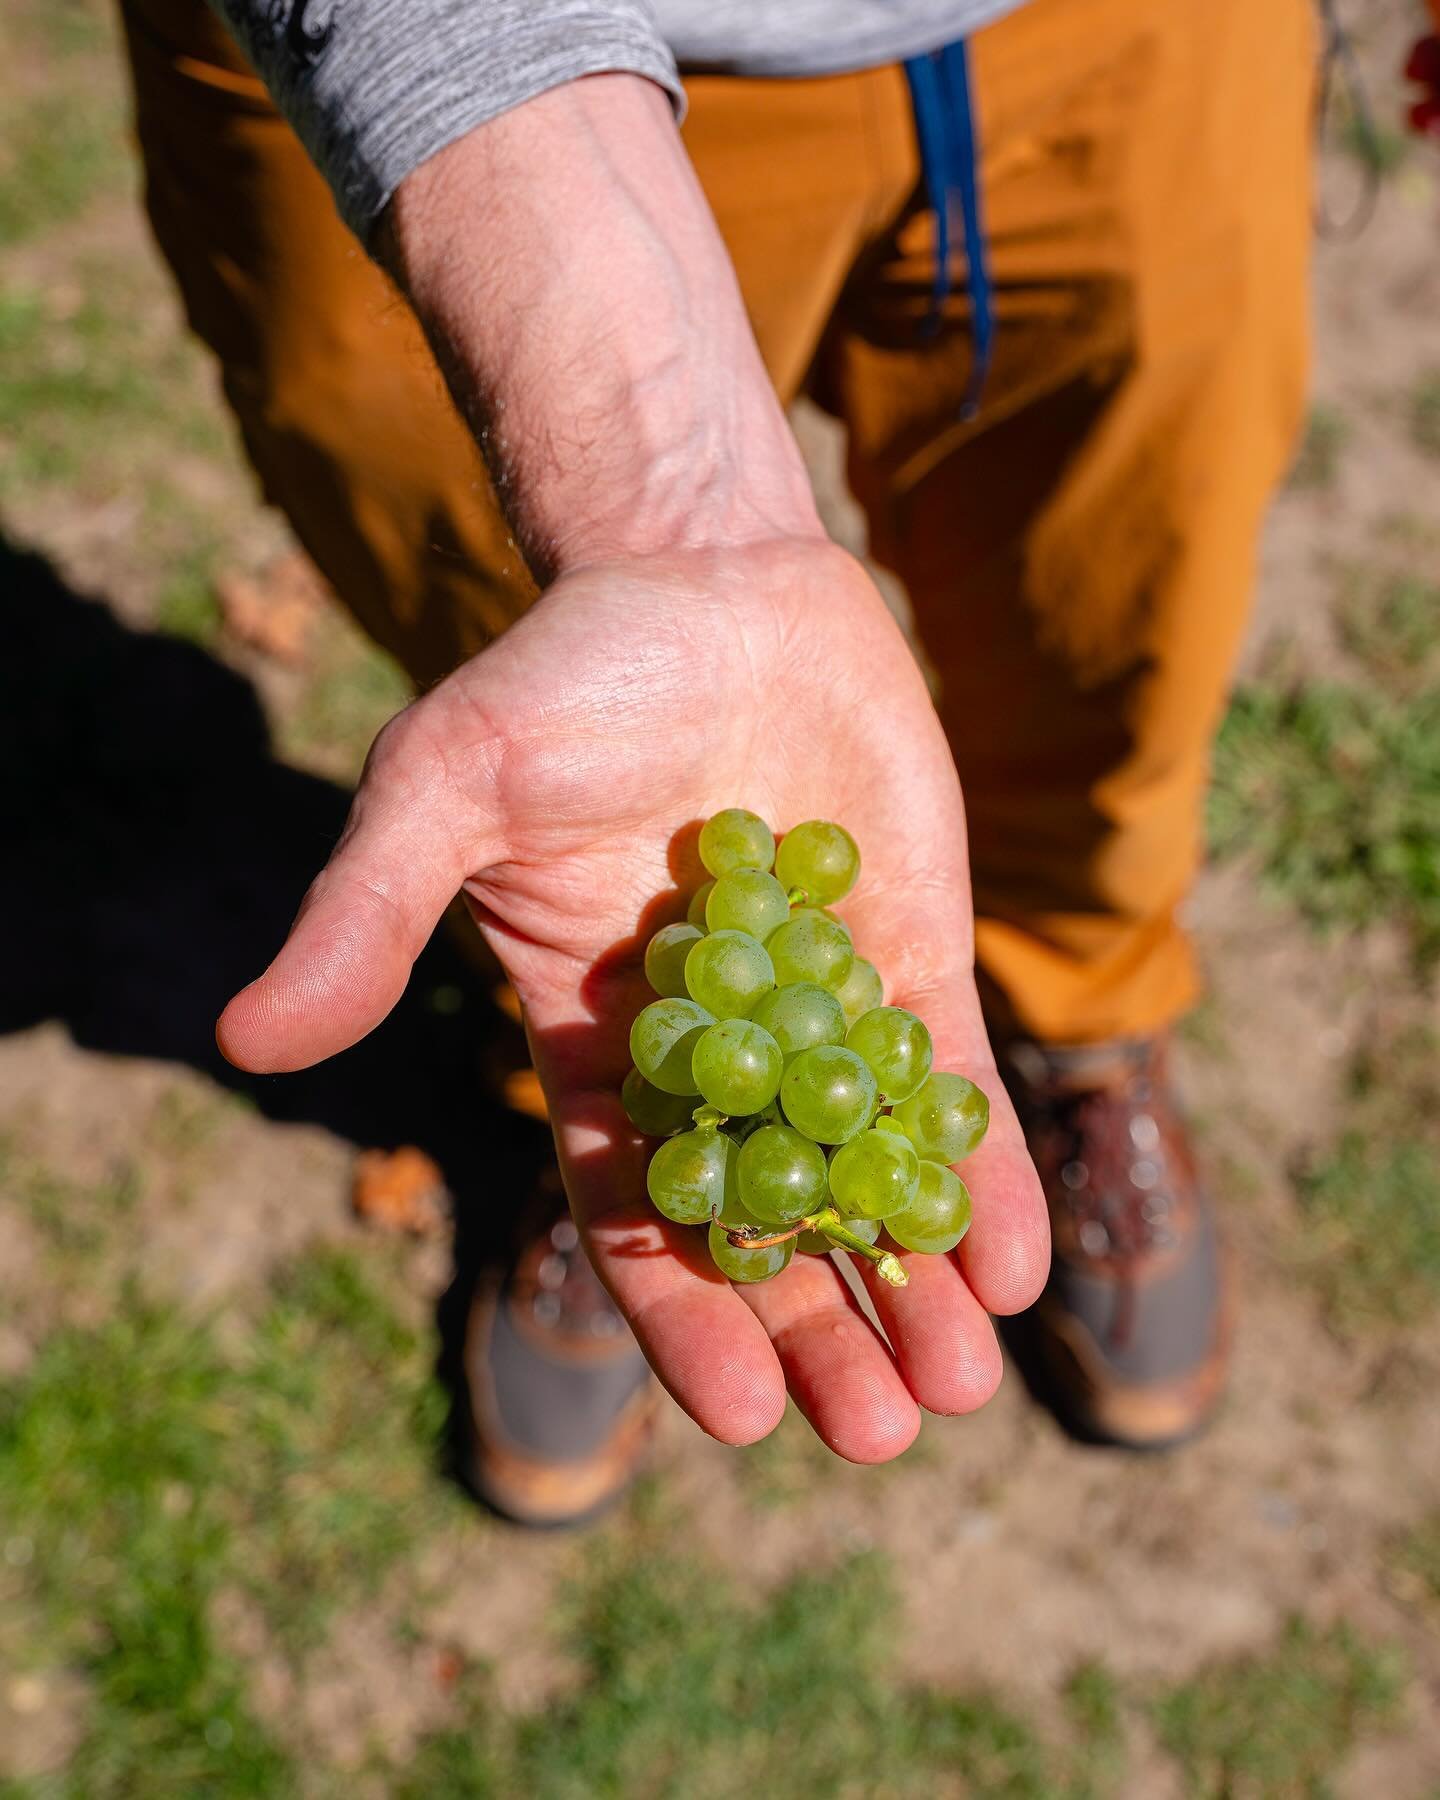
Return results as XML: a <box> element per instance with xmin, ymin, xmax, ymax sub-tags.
<box><xmin>377</xmin><ymin>74</ymin><xmax>823</xmax><ymax>579</ymax></box>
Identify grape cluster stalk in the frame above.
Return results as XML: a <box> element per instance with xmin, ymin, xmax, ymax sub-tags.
<box><xmin>624</xmin><ymin>809</ymin><xmax>989</xmax><ymax>1288</ymax></box>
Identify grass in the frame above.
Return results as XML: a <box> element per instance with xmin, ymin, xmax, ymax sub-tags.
<box><xmin>3</xmin><ymin>1288</ymin><xmax>1413</xmax><ymax>1800</ymax></box>
<box><xmin>1336</xmin><ymin>111</ymin><xmax>1409</xmax><ymax>180</ymax></box>
<box><xmin>0</xmin><ymin>1296</ymin><xmax>297</xmax><ymax>1796</ymax></box>
<box><xmin>1207</xmin><ymin>680</ymin><xmax>1440</xmax><ymax>966</ymax></box>
<box><xmin>1387</xmin><ymin>1515</ymin><xmax>1440</xmax><ymax>1609</ymax></box>
<box><xmin>153</xmin><ymin>562</ymin><xmax>225</xmax><ymax>651</ymax></box>
<box><xmin>0</xmin><ymin>95</ymin><xmax>128</xmax><ymax>250</ymax></box>
<box><xmin>1287</xmin><ymin>405</ymin><xmax>1348</xmax><ymax>491</ymax></box>
<box><xmin>0</xmin><ymin>1246</ymin><xmax>465</xmax><ymax>1793</ymax></box>
<box><xmin>1295</xmin><ymin>1134</ymin><xmax>1440</xmax><ymax>1330</ymax></box>
<box><xmin>1410</xmin><ymin>370</ymin><xmax>1440</xmax><ymax>459</ymax></box>
<box><xmin>1291</xmin><ymin>1028</ymin><xmax>1440</xmax><ymax>1331</ymax></box>
<box><xmin>13</xmin><ymin>1158</ymin><xmax>142</xmax><ymax>1268</ymax></box>
<box><xmin>6</xmin><ymin>1181</ymin><xmax>1405</xmax><ymax>1798</ymax></box>
<box><xmin>0</xmin><ymin>0</ymin><xmax>125</xmax><ymax>248</ymax></box>
<box><xmin>0</xmin><ymin>274</ymin><xmax>230</xmax><ymax>513</ymax></box>
<box><xmin>277</xmin><ymin>632</ymin><xmax>413</xmax><ymax>776</ymax></box>
<box><xmin>3</xmin><ymin>0</ymin><xmax>114</xmax><ymax>60</ymax></box>
<box><xmin>1153</xmin><ymin>1617</ymin><xmax>1405</xmax><ymax>1800</ymax></box>
<box><xmin>0</xmin><ymin>1246</ymin><xmax>1123</xmax><ymax>1799</ymax></box>
<box><xmin>1</xmin><ymin>1147</ymin><xmax>1419</xmax><ymax>1797</ymax></box>
<box><xmin>1337</xmin><ymin>565</ymin><xmax>1440</xmax><ymax>692</ymax></box>
<box><xmin>393</xmin><ymin>1520</ymin><xmax>1120</xmax><ymax>1800</ymax></box>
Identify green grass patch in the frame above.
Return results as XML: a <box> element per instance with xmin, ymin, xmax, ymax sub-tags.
<box><xmin>1295</xmin><ymin>1132</ymin><xmax>1440</xmax><ymax>1330</ymax></box>
<box><xmin>395</xmin><ymin>1525</ymin><xmax>1120</xmax><ymax>1800</ymax></box>
<box><xmin>237</xmin><ymin>1249</ymin><xmax>456</xmax><ymax>1657</ymax></box>
<box><xmin>0</xmin><ymin>1238</ymin><xmax>1416</xmax><ymax>1796</ymax></box>
<box><xmin>144</xmin><ymin>1083</ymin><xmax>240</xmax><ymax>1161</ymax></box>
<box><xmin>0</xmin><ymin>94</ymin><xmax>128</xmax><ymax>249</ymax></box>
<box><xmin>0</xmin><ymin>1294</ymin><xmax>296</xmax><ymax>1796</ymax></box>
<box><xmin>0</xmin><ymin>0</ymin><xmax>126</xmax><ymax>245</ymax></box>
<box><xmin>1290</xmin><ymin>1026</ymin><xmax>1440</xmax><ymax>1331</ymax></box>
<box><xmin>1336</xmin><ymin>111</ymin><xmax>1409</xmax><ymax>180</ymax></box>
<box><xmin>1287</xmin><ymin>404</ymin><xmax>1348</xmax><ymax>491</ymax></box>
<box><xmin>1152</xmin><ymin>1617</ymin><xmax>1405</xmax><ymax>1800</ymax></box>
<box><xmin>153</xmin><ymin>562</ymin><xmax>225</xmax><ymax>650</ymax></box>
<box><xmin>2</xmin><ymin>0</ymin><xmax>116</xmax><ymax>64</ymax></box>
<box><xmin>1337</xmin><ymin>566</ymin><xmax>1440</xmax><ymax>692</ymax></box>
<box><xmin>12</xmin><ymin>1158</ymin><xmax>141</xmax><ymax>1268</ymax></box>
<box><xmin>1207</xmin><ymin>681</ymin><xmax>1440</xmax><ymax>966</ymax></box>
<box><xmin>1410</xmin><ymin>370</ymin><xmax>1440</xmax><ymax>459</ymax></box>
<box><xmin>1388</xmin><ymin>1514</ymin><xmax>1440</xmax><ymax>1608</ymax></box>
<box><xmin>279</xmin><ymin>630</ymin><xmax>413</xmax><ymax>778</ymax></box>
<box><xmin>0</xmin><ymin>277</ymin><xmax>227</xmax><ymax>502</ymax></box>
<box><xmin>0</xmin><ymin>1246</ymin><xmax>463</xmax><ymax>1791</ymax></box>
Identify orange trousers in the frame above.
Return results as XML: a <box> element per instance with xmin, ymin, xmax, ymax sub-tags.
<box><xmin>120</xmin><ymin>0</ymin><xmax>1315</xmax><ymax>1045</ymax></box>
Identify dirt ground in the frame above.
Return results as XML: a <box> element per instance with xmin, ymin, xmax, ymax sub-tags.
<box><xmin>1</xmin><ymin>2</ymin><xmax>1438</xmax><ymax>1795</ymax></box>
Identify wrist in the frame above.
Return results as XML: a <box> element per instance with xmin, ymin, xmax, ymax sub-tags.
<box><xmin>525</xmin><ymin>393</ymin><xmax>824</xmax><ymax>576</ymax></box>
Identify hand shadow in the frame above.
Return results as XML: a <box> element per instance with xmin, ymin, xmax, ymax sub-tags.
<box><xmin>0</xmin><ymin>535</ymin><xmax>554</xmax><ymax>1491</ymax></box>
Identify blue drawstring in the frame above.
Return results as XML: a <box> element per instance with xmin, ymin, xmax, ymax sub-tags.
<box><xmin>904</xmin><ymin>40</ymin><xmax>993</xmax><ymax>420</ymax></box>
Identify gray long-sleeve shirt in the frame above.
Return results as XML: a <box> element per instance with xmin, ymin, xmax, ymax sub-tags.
<box><xmin>213</xmin><ymin>1</ymin><xmax>1022</xmax><ymax>238</ymax></box>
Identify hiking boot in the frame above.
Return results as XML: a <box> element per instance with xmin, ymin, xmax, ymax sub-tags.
<box><xmin>462</xmin><ymin>1174</ymin><xmax>658</xmax><ymax>1526</ymax></box>
<box><xmin>1002</xmin><ymin>1035</ymin><xmax>1229</xmax><ymax>1449</ymax></box>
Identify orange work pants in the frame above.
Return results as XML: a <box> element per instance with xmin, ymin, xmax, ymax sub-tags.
<box><xmin>119</xmin><ymin>0</ymin><xmax>1315</xmax><ymax>1045</ymax></box>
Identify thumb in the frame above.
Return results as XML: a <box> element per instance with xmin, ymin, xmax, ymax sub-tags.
<box><xmin>217</xmin><ymin>708</ymin><xmax>501</xmax><ymax>1073</ymax></box>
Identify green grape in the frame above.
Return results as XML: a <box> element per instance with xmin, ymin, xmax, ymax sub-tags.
<box><xmin>687</xmin><ymin>881</ymin><xmax>715</xmax><ymax>929</ymax></box>
<box><xmin>684</xmin><ymin>929</ymin><xmax>775</xmax><ymax>1019</ymax></box>
<box><xmin>629</xmin><ymin>997</ymin><xmax>714</xmax><ymax>1095</ymax></box>
<box><xmin>775</xmin><ymin>819</ymin><xmax>860</xmax><ymax>904</ymax></box>
<box><xmin>750</xmin><ymin>982</ymin><xmax>846</xmax><ymax>1063</ymax></box>
<box><xmin>845</xmin><ymin>1006</ymin><xmax>934</xmax><ymax>1103</ymax></box>
<box><xmin>798</xmin><ymin>1214</ymin><xmax>881</xmax><ymax>1255</ymax></box>
<box><xmin>892</xmin><ymin>1072</ymin><xmax>990</xmax><ymax>1162</ymax></box>
<box><xmin>737</xmin><ymin>1123</ymin><xmax>828</xmax><ymax>1224</ymax></box>
<box><xmin>622</xmin><ymin>1067</ymin><xmax>698</xmax><ymax>1137</ymax></box>
<box><xmin>790</xmin><ymin>905</ymin><xmax>852</xmax><ymax>942</ymax></box>
<box><xmin>873</xmin><ymin>1113</ymin><xmax>911</xmax><ymax>1141</ymax></box>
<box><xmin>644</xmin><ymin>921</ymin><xmax>703</xmax><ymax>998</ymax></box>
<box><xmin>699</xmin><ymin>808</ymin><xmax>776</xmax><ymax>878</ymax></box>
<box><xmin>828</xmin><ymin>1128</ymin><xmax>921</xmax><ymax>1219</ymax></box>
<box><xmin>835</xmin><ymin>956</ymin><xmax>884</xmax><ymax>1024</ymax></box>
<box><xmin>767</xmin><ymin>912</ymin><xmax>854</xmax><ymax>993</ymax></box>
<box><xmin>779</xmin><ymin>1045</ymin><xmax>877</xmax><ymax>1144</ymax></box>
<box><xmin>709</xmin><ymin>1190</ymin><xmax>795</xmax><ymax>1282</ymax></box>
<box><xmin>706</xmin><ymin>867</ymin><xmax>790</xmax><ymax>939</ymax></box>
<box><xmin>692</xmin><ymin>1018</ymin><xmax>784</xmax><ymax>1115</ymax></box>
<box><xmin>886</xmin><ymin>1162</ymin><xmax>973</xmax><ymax>1254</ymax></box>
<box><xmin>647</xmin><ymin>1126</ymin><xmax>735</xmax><ymax>1224</ymax></box>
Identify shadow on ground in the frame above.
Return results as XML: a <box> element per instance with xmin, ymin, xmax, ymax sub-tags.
<box><xmin>0</xmin><ymin>534</ymin><xmax>554</xmax><ymax>1480</ymax></box>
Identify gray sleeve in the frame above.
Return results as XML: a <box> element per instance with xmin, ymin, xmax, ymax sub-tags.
<box><xmin>208</xmin><ymin>1</ymin><xmax>685</xmax><ymax>240</ymax></box>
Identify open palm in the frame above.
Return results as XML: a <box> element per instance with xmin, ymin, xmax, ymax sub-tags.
<box><xmin>219</xmin><ymin>540</ymin><xmax>1049</xmax><ymax>1461</ymax></box>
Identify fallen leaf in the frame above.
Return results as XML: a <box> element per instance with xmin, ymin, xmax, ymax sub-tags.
<box><xmin>352</xmin><ymin>1146</ymin><xmax>449</xmax><ymax>1237</ymax></box>
<box><xmin>217</xmin><ymin>551</ymin><xmax>328</xmax><ymax>665</ymax></box>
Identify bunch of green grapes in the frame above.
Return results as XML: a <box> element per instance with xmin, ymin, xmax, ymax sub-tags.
<box><xmin>623</xmin><ymin>809</ymin><xmax>988</xmax><ymax>1289</ymax></box>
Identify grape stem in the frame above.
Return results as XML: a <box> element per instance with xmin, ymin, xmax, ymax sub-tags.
<box><xmin>811</xmin><ymin>1210</ymin><xmax>909</xmax><ymax>1286</ymax></box>
<box><xmin>710</xmin><ymin>1205</ymin><xmax>909</xmax><ymax>1288</ymax></box>
<box><xmin>785</xmin><ymin>886</ymin><xmax>809</xmax><ymax>908</ymax></box>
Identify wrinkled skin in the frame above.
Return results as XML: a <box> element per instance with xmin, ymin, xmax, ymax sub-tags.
<box><xmin>219</xmin><ymin>541</ymin><xmax>1050</xmax><ymax>1462</ymax></box>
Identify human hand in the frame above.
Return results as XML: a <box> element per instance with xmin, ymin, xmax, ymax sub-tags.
<box><xmin>218</xmin><ymin>539</ymin><xmax>1049</xmax><ymax>1461</ymax></box>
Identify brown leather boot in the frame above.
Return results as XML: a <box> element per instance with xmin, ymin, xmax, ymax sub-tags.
<box><xmin>462</xmin><ymin>1176</ymin><xmax>658</xmax><ymax>1527</ymax></box>
<box><xmin>1001</xmin><ymin>1035</ymin><xmax>1230</xmax><ymax>1450</ymax></box>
